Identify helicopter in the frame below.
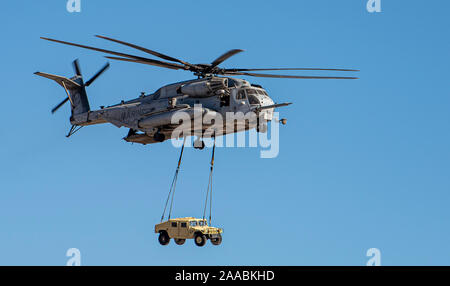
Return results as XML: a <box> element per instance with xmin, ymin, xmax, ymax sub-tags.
<box><xmin>35</xmin><ymin>35</ymin><xmax>358</xmax><ymax>149</ymax></box>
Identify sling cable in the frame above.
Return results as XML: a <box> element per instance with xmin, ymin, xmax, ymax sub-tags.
<box><xmin>157</xmin><ymin>134</ymin><xmax>223</xmax><ymax>247</ymax></box>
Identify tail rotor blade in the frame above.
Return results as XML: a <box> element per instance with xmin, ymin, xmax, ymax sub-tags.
<box><xmin>85</xmin><ymin>62</ymin><xmax>110</xmax><ymax>87</ymax></box>
<box><xmin>73</xmin><ymin>59</ymin><xmax>82</xmax><ymax>76</ymax></box>
<box><xmin>51</xmin><ymin>97</ymin><xmax>69</xmax><ymax>114</ymax></box>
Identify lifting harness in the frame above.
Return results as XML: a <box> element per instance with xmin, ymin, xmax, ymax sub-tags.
<box><xmin>203</xmin><ymin>136</ymin><xmax>216</xmax><ymax>226</ymax></box>
<box><xmin>161</xmin><ymin>137</ymin><xmax>186</xmax><ymax>222</ymax></box>
<box><xmin>160</xmin><ymin>135</ymin><xmax>217</xmax><ymax>225</ymax></box>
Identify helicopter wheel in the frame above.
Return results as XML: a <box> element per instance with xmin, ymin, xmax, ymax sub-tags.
<box><xmin>154</xmin><ymin>132</ymin><xmax>166</xmax><ymax>142</ymax></box>
<box><xmin>257</xmin><ymin>123</ymin><xmax>268</xmax><ymax>133</ymax></box>
<box><xmin>193</xmin><ymin>139</ymin><xmax>205</xmax><ymax>150</ymax></box>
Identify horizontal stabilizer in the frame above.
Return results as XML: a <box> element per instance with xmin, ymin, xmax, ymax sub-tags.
<box><xmin>34</xmin><ymin>72</ymin><xmax>81</xmax><ymax>90</ymax></box>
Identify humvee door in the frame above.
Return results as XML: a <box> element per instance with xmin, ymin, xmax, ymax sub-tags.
<box><xmin>179</xmin><ymin>221</ymin><xmax>189</xmax><ymax>237</ymax></box>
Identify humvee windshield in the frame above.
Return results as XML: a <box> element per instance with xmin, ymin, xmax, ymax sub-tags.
<box><xmin>189</xmin><ymin>220</ymin><xmax>207</xmax><ymax>226</ymax></box>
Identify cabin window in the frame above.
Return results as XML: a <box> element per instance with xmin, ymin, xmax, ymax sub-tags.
<box><xmin>171</xmin><ymin>222</ymin><xmax>177</xmax><ymax>227</ymax></box>
<box><xmin>153</xmin><ymin>89</ymin><xmax>161</xmax><ymax>100</ymax></box>
<box><xmin>246</xmin><ymin>89</ymin><xmax>258</xmax><ymax>96</ymax></box>
<box><xmin>189</xmin><ymin>221</ymin><xmax>197</xmax><ymax>227</ymax></box>
<box><xmin>181</xmin><ymin>223</ymin><xmax>187</xmax><ymax>228</ymax></box>
<box><xmin>236</xmin><ymin>90</ymin><xmax>246</xmax><ymax>100</ymax></box>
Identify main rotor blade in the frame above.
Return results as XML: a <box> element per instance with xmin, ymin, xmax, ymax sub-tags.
<box><xmin>104</xmin><ymin>56</ymin><xmax>195</xmax><ymax>72</ymax></box>
<box><xmin>73</xmin><ymin>59</ymin><xmax>82</xmax><ymax>76</ymax></box>
<box><xmin>51</xmin><ymin>97</ymin><xmax>69</xmax><ymax>114</ymax></box>
<box><xmin>224</xmin><ymin>71</ymin><xmax>359</xmax><ymax>79</ymax></box>
<box><xmin>224</xmin><ymin>67</ymin><xmax>360</xmax><ymax>72</ymax></box>
<box><xmin>40</xmin><ymin>37</ymin><xmax>185</xmax><ymax>70</ymax></box>
<box><xmin>95</xmin><ymin>35</ymin><xmax>195</xmax><ymax>69</ymax></box>
<box><xmin>85</xmin><ymin>62</ymin><xmax>110</xmax><ymax>87</ymax></box>
<box><xmin>211</xmin><ymin>49</ymin><xmax>244</xmax><ymax>68</ymax></box>
<box><xmin>104</xmin><ymin>56</ymin><xmax>183</xmax><ymax>69</ymax></box>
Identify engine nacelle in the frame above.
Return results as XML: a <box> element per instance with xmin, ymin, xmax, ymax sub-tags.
<box><xmin>179</xmin><ymin>77</ymin><xmax>228</xmax><ymax>97</ymax></box>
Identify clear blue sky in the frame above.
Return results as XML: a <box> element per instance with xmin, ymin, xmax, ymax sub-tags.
<box><xmin>1</xmin><ymin>1</ymin><xmax>449</xmax><ymax>265</ymax></box>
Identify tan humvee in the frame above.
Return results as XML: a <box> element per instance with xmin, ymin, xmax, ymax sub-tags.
<box><xmin>155</xmin><ymin>217</ymin><xmax>223</xmax><ymax>247</ymax></box>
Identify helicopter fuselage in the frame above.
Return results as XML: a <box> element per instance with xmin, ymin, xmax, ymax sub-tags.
<box><xmin>70</xmin><ymin>76</ymin><xmax>276</xmax><ymax>144</ymax></box>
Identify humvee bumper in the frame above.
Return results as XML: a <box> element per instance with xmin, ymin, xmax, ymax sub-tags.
<box><xmin>208</xmin><ymin>233</ymin><xmax>221</xmax><ymax>239</ymax></box>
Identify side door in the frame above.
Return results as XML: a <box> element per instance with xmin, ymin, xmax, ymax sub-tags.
<box><xmin>178</xmin><ymin>222</ymin><xmax>189</xmax><ymax>238</ymax></box>
<box><xmin>169</xmin><ymin>221</ymin><xmax>179</xmax><ymax>237</ymax></box>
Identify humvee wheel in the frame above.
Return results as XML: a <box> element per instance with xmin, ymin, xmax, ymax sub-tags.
<box><xmin>158</xmin><ymin>231</ymin><xmax>170</xmax><ymax>246</ymax></box>
<box><xmin>174</xmin><ymin>238</ymin><xmax>186</xmax><ymax>245</ymax></box>
<box><xmin>194</xmin><ymin>233</ymin><xmax>207</xmax><ymax>247</ymax></box>
<box><xmin>211</xmin><ymin>234</ymin><xmax>222</xmax><ymax>246</ymax></box>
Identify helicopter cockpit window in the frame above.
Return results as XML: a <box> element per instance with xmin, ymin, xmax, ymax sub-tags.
<box><xmin>256</xmin><ymin>89</ymin><xmax>265</xmax><ymax>96</ymax></box>
<box><xmin>246</xmin><ymin>89</ymin><xmax>258</xmax><ymax>96</ymax></box>
<box><xmin>246</xmin><ymin>89</ymin><xmax>260</xmax><ymax>104</ymax></box>
<box><xmin>236</xmin><ymin>90</ymin><xmax>247</xmax><ymax>100</ymax></box>
<box><xmin>227</xmin><ymin>78</ymin><xmax>236</xmax><ymax>88</ymax></box>
<box><xmin>247</xmin><ymin>94</ymin><xmax>259</xmax><ymax>105</ymax></box>
<box><xmin>189</xmin><ymin>221</ymin><xmax>198</xmax><ymax>227</ymax></box>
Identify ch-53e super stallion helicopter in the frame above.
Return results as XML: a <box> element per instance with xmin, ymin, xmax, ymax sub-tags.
<box><xmin>35</xmin><ymin>35</ymin><xmax>358</xmax><ymax>148</ymax></box>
